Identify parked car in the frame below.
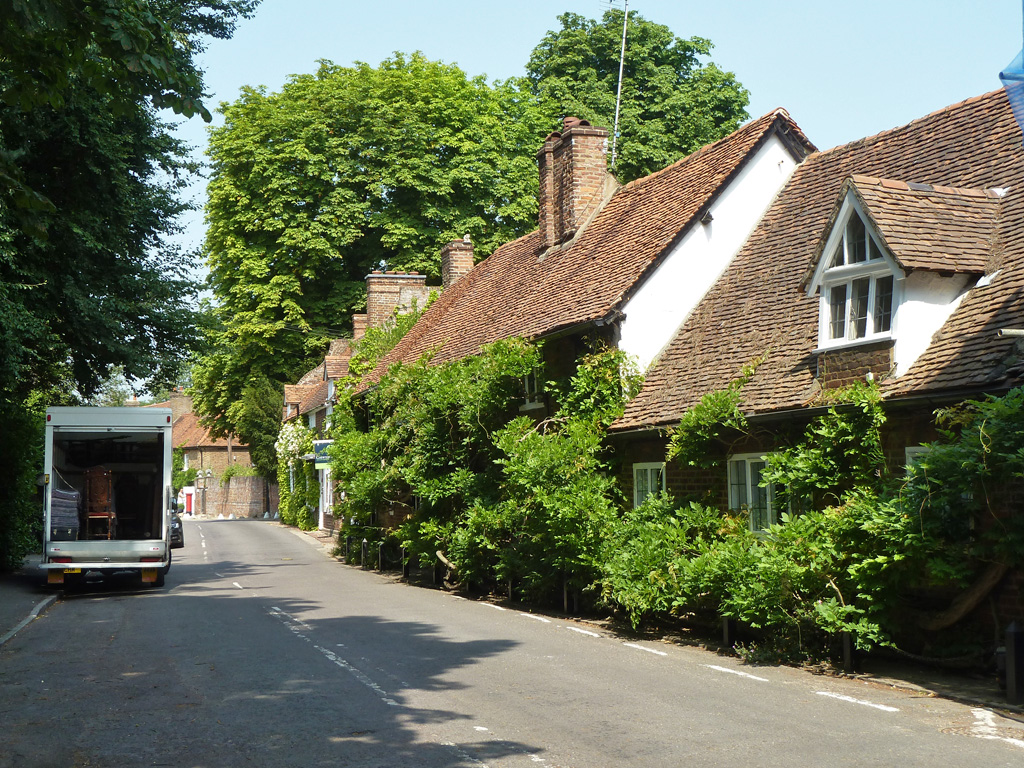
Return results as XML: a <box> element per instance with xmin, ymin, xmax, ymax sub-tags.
<box><xmin>169</xmin><ymin>512</ymin><xmax>184</xmax><ymax>548</ymax></box>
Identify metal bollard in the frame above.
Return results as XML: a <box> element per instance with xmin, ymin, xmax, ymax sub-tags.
<box><xmin>378</xmin><ymin>542</ymin><xmax>385</xmax><ymax>572</ymax></box>
<box><xmin>401</xmin><ymin>547</ymin><xmax>410</xmax><ymax>578</ymax></box>
<box><xmin>345</xmin><ymin>536</ymin><xmax>352</xmax><ymax>563</ymax></box>
<box><xmin>361</xmin><ymin>538</ymin><xmax>368</xmax><ymax>570</ymax></box>
<box><xmin>1007</xmin><ymin>622</ymin><xmax>1024</xmax><ymax>704</ymax></box>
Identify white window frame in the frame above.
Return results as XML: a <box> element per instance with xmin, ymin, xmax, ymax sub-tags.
<box><xmin>807</xmin><ymin>197</ymin><xmax>904</xmax><ymax>351</ymax></box>
<box><xmin>904</xmin><ymin>445</ymin><xmax>930</xmax><ymax>467</ymax></box>
<box><xmin>727</xmin><ymin>453</ymin><xmax>779</xmax><ymax>532</ymax></box>
<box><xmin>520</xmin><ymin>370</ymin><xmax>545</xmax><ymax>412</ymax></box>
<box><xmin>633</xmin><ymin>462</ymin><xmax>666</xmax><ymax>508</ymax></box>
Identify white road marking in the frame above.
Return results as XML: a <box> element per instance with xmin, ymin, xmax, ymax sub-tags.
<box><xmin>815</xmin><ymin>691</ymin><xmax>899</xmax><ymax>712</ymax></box>
<box><xmin>201</xmin><ymin>540</ymin><xmax>207</xmax><ymax>548</ymax></box>
<box><xmin>565</xmin><ymin>626</ymin><xmax>600</xmax><ymax>638</ymax></box>
<box><xmin>232</xmin><ymin>582</ymin><xmax>244</xmax><ymax>590</ymax></box>
<box><xmin>482</xmin><ymin>603</ymin><xmax>506</xmax><ymax>611</ymax></box>
<box><xmin>214</xmin><ymin>572</ymin><xmax>225</xmax><ymax>578</ymax></box>
<box><xmin>704</xmin><ymin>664</ymin><xmax>769</xmax><ymax>682</ymax></box>
<box><xmin>474</xmin><ymin>726</ymin><xmax>489</xmax><ymax>732</ymax></box>
<box><xmin>624</xmin><ymin>642</ymin><xmax>668</xmax><ymax>657</ymax></box>
<box><xmin>520</xmin><ymin>613</ymin><xmax>551</xmax><ymax>623</ymax></box>
<box><xmin>441</xmin><ymin>742</ymin><xmax>488</xmax><ymax>767</ymax></box>
<box><xmin>971</xmin><ymin>708</ymin><xmax>1024</xmax><ymax>749</ymax></box>
<box><xmin>268</xmin><ymin>607</ymin><xmax>399</xmax><ymax>707</ymax></box>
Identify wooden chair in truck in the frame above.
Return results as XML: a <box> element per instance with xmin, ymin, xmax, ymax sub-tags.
<box><xmin>84</xmin><ymin>466</ymin><xmax>116</xmax><ymax>539</ymax></box>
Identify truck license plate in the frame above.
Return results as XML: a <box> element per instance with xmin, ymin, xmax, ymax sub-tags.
<box><xmin>141</xmin><ymin>568</ymin><xmax>157</xmax><ymax>582</ymax></box>
<box><xmin>63</xmin><ymin>568</ymin><xmax>81</xmax><ymax>574</ymax></box>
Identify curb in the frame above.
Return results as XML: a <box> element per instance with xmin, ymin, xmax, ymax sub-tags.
<box><xmin>0</xmin><ymin>594</ymin><xmax>57</xmax><ymax>648</ymax></box>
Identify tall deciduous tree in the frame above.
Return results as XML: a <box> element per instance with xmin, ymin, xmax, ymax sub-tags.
<box><xmin>527</xmin><ymin>10</ymin><xmax>750</xmax><ymax>183</ymax></box>
<box><xmin>0</xmin><ymin>0</ymin><xmax>259</xmax><ymax>570</ymax></box>
<box><xmin>195</xmin><ymin>53</ymin><xmax>550</xmax><ymax>435</ymax></box>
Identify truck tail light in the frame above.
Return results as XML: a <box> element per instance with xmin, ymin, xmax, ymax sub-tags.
<box><xmin>52</xmin><ymin>557</ymin><xmax>72</xmax><ymax>563</ymax></box>
<box><xmin>140</xmin><ymin>557</ymin><xmax>162</xmax><ymax>563</ymax></box>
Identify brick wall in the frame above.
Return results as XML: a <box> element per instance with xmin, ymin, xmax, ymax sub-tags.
<box><xmin>184</xmin><ymin>447</ymin><xmax>253</xmax><ymax>477</ymax></box>
<box><xmin>816</xmin><ymin>340</ymin><xmax>894</xmax><ymax>390</ymax></box>
<box><xmin>365</xmin><ymin>271</ymin><xmax>434</xmax><ymax>329</ymax></box>
<box><xmin>352</xmin><ymin>314</ymin><xmax>367</xmax><ymax>341</ymax></box>
<box><xmin>193</xmin><ymin>476</ymin><xmax>274</xmax><ymax>519</ymax></box>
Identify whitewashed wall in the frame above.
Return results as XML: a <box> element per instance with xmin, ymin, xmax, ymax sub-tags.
<box><xmin>618</xmin><ymin>134</ymin><xmax>800</xmax><ymax>371</ymax></box>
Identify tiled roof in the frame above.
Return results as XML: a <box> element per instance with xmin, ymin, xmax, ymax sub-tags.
<box><xmin>614</xmin><ymin>90</ymin><xmax>1024</xmax><ymax>432</ymax></box>
<box><xmin>325</xmin><ymin>354</ymin><xmax>351</xmax><ymax>381</ymax></box>
<box><xmin>173</xmin><ymin>412</ymin><xmax>241</xmax><ymax>449</ymax></box>
<box><xmin>297</xmin><ymin>361</ymin><xmax>325</xmax><ymax>386</ymax></box>
<box><xmin>299</xmin><ymin>380</ymin><xmax>329</xmax><ymax>416</ymax></box>
<box><xmin>843</xmin><ymin>175</ymin><xmax>999</xmax><ymax>274</ymax></box>
<box><xmin>362</xmin><ymin>110</ymin><xmax>815</xmax><ymax>384</ymax></box>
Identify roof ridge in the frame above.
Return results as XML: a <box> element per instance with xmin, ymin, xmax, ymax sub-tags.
<box><xmin>816</xmin><ymin>88</ymin><xmax>1007</xmax><ymax>156</ymax></box>
<box><xmin>850</xmin><ymin>173</ymin><xmax>1005</xmax><ymax>199</ymax></box>
<box><xmin>619</xmin><ymin>109</ymin><xmax>785</xmax><ymax>192</ymax></box>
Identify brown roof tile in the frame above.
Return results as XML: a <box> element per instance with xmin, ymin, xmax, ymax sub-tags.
<box><xmin>847</xmin><ymin>175</ymin><xmax>999</xmax><ymax>274</ymax></box>
<box><xmin>172</xmin><ymin>412</ymin><xmax>243</xmax><ymax>449</ymax></box>
<box><xmin>299</xmin><ymin>381</ymin><xmax>329</xmax><ymax>416</ymax></box>
<box><xmin>363</xmin><ymin>110</ymin><xmax>814</xmax><ymax>385</ymax></box>
<box><xmin>615</xmin><ymin>90</ymin><xmax>1024</xmax><ymax>431</ymax></box>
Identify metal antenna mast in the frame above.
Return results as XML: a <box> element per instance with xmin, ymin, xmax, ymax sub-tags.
<box><xmin>610</xmin><ymin>0</ymin><xmax>629</xmax><ymax>169</ymax></box>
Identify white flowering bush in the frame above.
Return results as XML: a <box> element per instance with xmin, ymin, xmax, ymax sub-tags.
<box><xmin>275</xmin><ymin>421</ymin><xmax>311</xmax><ymax>464</ymax></box>
<box><xmin>275</xmin><ymin>421</ymin><xmax>318</xmax><ymax>529</ymax></box>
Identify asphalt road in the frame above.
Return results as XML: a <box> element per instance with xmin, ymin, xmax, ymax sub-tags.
<box><xmin>2</xmin><ymin>519</ymin><xmax>1023</xmax><ymax>767</ymax></box>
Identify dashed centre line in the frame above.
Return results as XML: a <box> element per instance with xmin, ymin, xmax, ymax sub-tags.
<box><xmin>565</xmin><ymin>626</ymin><xmax>601</xmax><ymax>638</ymax></box>
<box><xmin>815</xmin><ymin>691</ymin><xmax>899</xmax><ymax>712</ymax></box>
<box><xmin>520</xmin><ymin>613</ymin><xmax>551</xmax><ymax>623</ymax></box>
<box><xmin>624</xmin><ymin>642</ymin><xmax>668</xmax><ymax>657</ymax></box>
<box><xmin>704</xmin><ymin>664</ymin><xmax>769</xmax><ymax>682</ymax></box>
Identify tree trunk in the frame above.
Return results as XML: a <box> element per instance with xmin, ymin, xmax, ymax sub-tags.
<box><xmin>919</xmin><ymin>561</ymin><xmax>1009</xmax><ymax>632</ymax></box>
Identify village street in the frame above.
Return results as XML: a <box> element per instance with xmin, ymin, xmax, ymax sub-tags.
<box><xmin>1</xmin><ymin>519</ymin><xmax>1022</xmax><ymax>767</ymax></box>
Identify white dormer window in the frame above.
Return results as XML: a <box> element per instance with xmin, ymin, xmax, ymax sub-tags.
<box><xmin>809</xmin><ymin>200</ymin><xmax>903</xmax><ymax>350</ymax></box>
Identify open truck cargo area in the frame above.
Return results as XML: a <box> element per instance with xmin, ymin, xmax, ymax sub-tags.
<box><xmin>42</xmin><ymin>407</ymin><xmax>174</xmax><ymax>588</ymax></box>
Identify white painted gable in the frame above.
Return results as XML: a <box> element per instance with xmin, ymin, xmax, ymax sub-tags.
<box><xmin>618</xmin><ymin>134</ymin><xmax>801</xmax><ymax>371</ymax></box>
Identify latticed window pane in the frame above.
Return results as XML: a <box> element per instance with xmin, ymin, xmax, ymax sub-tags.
<box><xmin>847</xmin><ymin>216</ymin><xmax>868</xmax><ymax>263</ymax></box>
<box><xmin>874</xmin><ymin>275</ymin><xmax>894</xmax><ymax>332</ymax></box>
<box><xmin>728</xmin><ymin>460</ymin><xmax>748</xmax><ymax>510</ymax></box>
<box><xmin>749</xmin><ymin>461</ymin><xmax>771</xmax><ymax>530</ymax></box>
<box><xmin>849</xmin><ymin>277</ymin><xmax>870</xmax><ymax>338</ymax></box>
<box><xmin>633</xmin><ymin>464</ymin><xmax>665</xmax><ymax>508</ymax></box>
<box><xmin>829</xmin><ymin>284</ymin><xmax>847</xmax><ymax>339</ymax></box>
<box><xmin>634</xmin><ymin>468</ymin><xmax>649</xmax><ymax>508</ymax></box>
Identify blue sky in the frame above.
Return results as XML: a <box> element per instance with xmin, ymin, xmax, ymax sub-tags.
<box><xmin>172</xmin><ymin>0</ymin><xmax>1024</xmax><ymax>255</ymax></box>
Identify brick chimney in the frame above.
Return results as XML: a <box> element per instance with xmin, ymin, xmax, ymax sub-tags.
<box><xmin>352</xmin><ymin>314</ymin><xmax>367</xmax><ymax>341</ymax></box>
<box><xmin>441</xmin><ymin>235</ymin><xmax>474</xmax><ymax>290</ymax></box>
<box><xmin>365</xmin><ymin>270</ymin><xmax>432</xmax><ymax>329</ymax></box>
<box><xmin>536</xmin><ymin>117</ymin><xmax>611</xmax><ymax>251</ymax></box>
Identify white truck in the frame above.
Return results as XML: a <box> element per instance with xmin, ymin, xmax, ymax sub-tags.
<box><xmin>41</xmin><ymin>406</ymin><xmax>175</xmax><ymax>588</ymax></box>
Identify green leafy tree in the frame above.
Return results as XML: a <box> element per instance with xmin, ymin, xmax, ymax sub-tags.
<box><xmin>231</xmin><ymin>375</ymin><xmax>284</xmax><ymax>480</ymax></box>
<box><xmin>527</xmin><ymin>10</ymin><xmax>749</xmax><ymax>182</ymax></box>
<box><xmin>0</xmin><ymin>0</ymin><xmax>258</xmax><ymax>570</ymax></box>
<box><xmin>197</xmin><ymin>54</ymin><xmax>550</xmax><ymax>431</ymax></box>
